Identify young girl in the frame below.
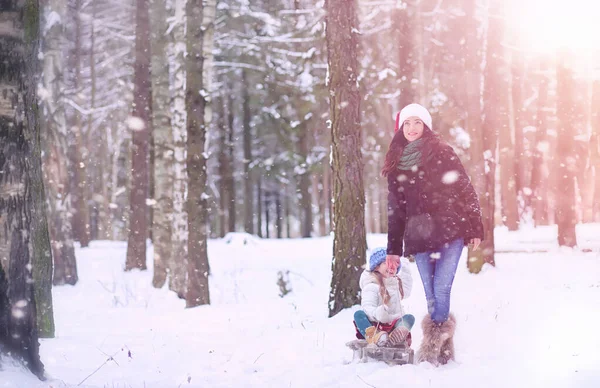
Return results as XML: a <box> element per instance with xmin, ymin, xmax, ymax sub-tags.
<box><xmin>353</xmin><ymin>247</ymin><xmax>415</xmax><ymax>347</ymax></box>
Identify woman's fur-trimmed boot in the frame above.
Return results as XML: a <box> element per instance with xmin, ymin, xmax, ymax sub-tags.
<box><xmin>438</xmin><ymin>313</ymin><xmax>456</xmax><ymax>365</ymax></box>
<box><xmin>417</xmin><ymin>314</ymin><xmax>456</xmax><ymax>366</ymax></box>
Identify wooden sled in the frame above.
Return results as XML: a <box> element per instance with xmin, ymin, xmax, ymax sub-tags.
<box><xmin>346</xmin><ymin>339</ymin><xmax>415</xmax><ymax>365</ymax></box>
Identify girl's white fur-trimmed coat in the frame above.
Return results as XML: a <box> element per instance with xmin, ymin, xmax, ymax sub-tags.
<box><xmin>359</xmin><ymin>257</ymin><xmax>413</xmax><ymax>324</ymax></box>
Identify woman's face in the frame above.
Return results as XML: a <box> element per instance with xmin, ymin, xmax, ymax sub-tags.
<box><xmin>402</xmin><ymin>116</ymin><xmax>424</xmax><ymax>142</ymax></box>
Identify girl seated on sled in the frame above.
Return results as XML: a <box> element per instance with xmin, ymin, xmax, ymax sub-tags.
<box><xmin>354</xmin><ymin>247</ymin><xmax>415</xmax><ymax>347</ymax></box>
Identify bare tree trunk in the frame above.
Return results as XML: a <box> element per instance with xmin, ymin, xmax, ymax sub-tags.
<box><xmin>69</xmin><ymin>0</ymin><xmax>91</xmax><ymax>248</ymax></box>
<box><xmin>88</xmin><ymin>1</ymin><xmax>99</xmax><ymax>240</ymax></box>
<box><xmin>285</xmin><ymin>184</ymin><xmax>292</xmax><ymax>237</ymax></box>
<box><xmin>511</xmin><ymin>45</ymin><xmax>527</xmax><ymax>197</ymax></box>
<box><xmin>478</xmin><ymin>0</ymin><xmax>505</xmax><ymax>269</ymax></box>
<box><xmin>186</xmin><ymin>0</ymin><xmax>216</xmax><ymax>307</ymax></box>
<box><xmin>0</xmin><ymin>0</ymin><xmax>47</xmax><ymax>376</ymax></box>
<box><xmin>531</xmin><ymin>58</ymin><xmax>550</xmax><ymax>225</ymax></box>
<box><xmin>463</xmin><ymin>0</ymin><xmax>491</xmax><ymax>272</ymax></box>
<box><xmin>394</xmin><ymin>6</ymin><xmax>415</xmax><ymax>108</ymax></box>
<box><xmin>322</xmin><ymin>160</ymin><xmax>332</xmax><ymax>235</ymax></box>
<box><xmin>264</xmin><ymin>191</ymin><xmax>270</xmax><ymax>238</ymax></box>
<box><xmin>579</xmin><ymin>77</ymin><xmax>595</xmax><ymax>223</ymax></box>
<box><xmin>150</xmin><ymin>0</ymin><xmax>174</xmax><ymax>287</ymax></box>
<box><xmin>275</xmin><ymin>190</ymin><xmax>282</xmax><ymax>238</ymax></box>
<box><xmin>126</xmin><ymin>0</ymin><xmax>152</xmax><ymax>271</ymax></box>
<box><xmin>555</xmin><ymin>53</ymin><xmax>578</xmax><ymax>247</ymax></box>
<box><xmin>297</xmin><ymin>124</ymin><xmax>313</xmax><ymax>238</ymax></box>
<box><xmin>502</xmin><ymin>79</ymin><xmax>520</xmax><ymax>231</ymax></box>
<box><xmin>501</xmin><ymin>44</ymin><xmax>521</xmax><ymax>230</ymax></box>
<box><xmin>257</xmin><ymin>176</ymin><xmax>263</xmax><ymax>237</ymax></box>
<box><xmin>316</xmin><ymin>174</ymin><xmax>326</xmax><ymax>236</ymax></box>
<box><xmin>169</xmin><ymin>0</ymin><xmax>188</xmax><ymax>298</ymax></box>
<box><xmin>217</xmin><ymin>96</ymin><xmax>228</xmax><ymax>238</ymax></box>
<box><xmin>592</xmin><ymin>80</ymin><xmax>600</xmax><ymax>222</ymax></box>
<box><xmin>242</xmin><ymin>70</ymin><xmax>254</xmax><ymax>235</ymax></box>
<box><xmin>41</xmin><ymin>0</ymin><xmax>78</xmax><ymax>287</ymax></box>
<box><xmin>413</xmin><ymin>1</ymin><xmax>427</xmax><ymax>104</ymax></box>
<box><xmin>326</xmin><ymin>0</ymin><xmax>366</xmax><ymax>317</ymax></box>
<box><xmin>226</xmin><ymin>91</ymin><xmax>236</xmax><ymax>233</ymax></box>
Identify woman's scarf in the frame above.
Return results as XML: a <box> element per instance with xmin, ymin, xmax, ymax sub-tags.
<box><xmin>397</xmin><ymin>138</ymin><xmax>425</xmax><ymax>170</ymax></box>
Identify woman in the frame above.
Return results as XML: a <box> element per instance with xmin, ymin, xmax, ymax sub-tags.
<box><xmin>353</xmin><ymin>247</ymin><xmax>414</xmax><ymax>347</ymax></box>
<box><xmin>381</xmin><ymin>103</ymin><xmax>483</xmax><ymax>366</ymax></box>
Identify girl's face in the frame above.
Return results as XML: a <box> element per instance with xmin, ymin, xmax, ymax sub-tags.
<box><xmin>402</xmin><ymin>116</ymin><xmax>425</xmax><ymax>142</ymax></box>
<box><xmin>376</xmin><ymin>261</ymin><xmax>393</xmax><ymax>277</ymax></box>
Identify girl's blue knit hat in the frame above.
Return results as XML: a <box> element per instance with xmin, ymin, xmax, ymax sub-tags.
<box><xmin>369</xmin><ymin>247</ymin><xmax>400</xmax><ymax>273</ymax></box>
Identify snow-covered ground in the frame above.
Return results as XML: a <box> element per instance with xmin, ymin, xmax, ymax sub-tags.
<box><xmin>3</xmin><ymin>224</ymin><xmax>600</xmax><ymax>388</ymax></box>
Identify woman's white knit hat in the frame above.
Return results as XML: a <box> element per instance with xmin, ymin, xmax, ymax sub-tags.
<box><xmin>394</xmin><ymin>103</ymin><xmax>433</xmax><ymax>133</ymax></box>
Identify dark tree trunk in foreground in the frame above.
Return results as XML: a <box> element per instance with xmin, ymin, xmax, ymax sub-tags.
<box><xmin>126</xmin><ymin>0</ymin><xmax>152</xmax><ymax>270</ymax></box>
<box><xmin>326</xmin><ymin>0</ymin><xmax>366</xmax><ymax>317</ymax></box>
<box><xmin>0</xmin><ymin>0</ymin><xmax>47</xmax><ymax>378</ymax></box>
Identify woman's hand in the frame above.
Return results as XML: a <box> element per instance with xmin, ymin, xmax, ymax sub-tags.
<box><xmin>386</xmin><ymin>254</ymin><xmax>401</xmax><ymax>275</ymax></box>
<box><xmin>469</xmin><ymin>238</ymin><xmax>481</xmax><ymax>251</ymax></box>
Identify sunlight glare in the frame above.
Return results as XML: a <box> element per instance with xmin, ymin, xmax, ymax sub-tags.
<box><xmin>506</xmin><ymin>0</ymin><xmax>600</xmax><ymax>54</ymax></box>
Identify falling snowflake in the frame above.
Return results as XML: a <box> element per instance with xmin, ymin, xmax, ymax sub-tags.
<box><xmin>12</xmin><ymin>307</ymin><xmax>25</xmax><ymax>319</ymax></box>
<box><xmin>126</xmin><ymin>116</ymin><xmax>145</xmax><ymax>131</ymax></box>
<box><xmin>442</xmin><ymin>170</ymin><xmax>459</xmax><ymax>184</ymax></box>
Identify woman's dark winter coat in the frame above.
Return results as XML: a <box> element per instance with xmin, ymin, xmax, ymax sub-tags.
<box><xmin>387</xmin><ymin>141</ymin><xmax>484</xmax><ymax>257</ymax></box>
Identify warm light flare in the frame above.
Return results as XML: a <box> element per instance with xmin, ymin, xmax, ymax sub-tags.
<box><xmin>506</xmin><ymin>0</ymin><xmax>600</xmax><ymax>54</ymax></box>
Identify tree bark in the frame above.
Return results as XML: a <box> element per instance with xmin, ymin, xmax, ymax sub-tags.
<box><xmin>257</xmin><ymin>175</ymin><xmax>263</xmax><ymax>237</ymax></box>
<box><xmin>297</xmin><ymin>124</ymin><xmax>313</xmax><ymax>238</ymax></box>
<box><xmin>242</xmin><ymin>70</ymin><xmax>254</xmax><ymax>235</ymax></box>
<box><xmin>40</xmin><ymin>0</ymin><xmax>78</xmax><ymax>287</ymax></box>
<box><xmin>126</xmin><ymin>0</ymin><xmax>152</xmax><ymax>271</ymax></box>
<box><xmin>592</xmin><ymin>80</ymin><xmax>600</xmax><ymax>222</ymax></box>
<box><xmin>217</xmin><ymin>95</ymin><xmax>228</xmax><ymax>238</ymax></box>
<box><xmin>264</xmin><ymin>191</ymin><xmax>270</xmax><ymax>238</ymax></box>
<box><xmin>0</xmin><ymin>0</ymin><xmax>47</xmax><ymax>377</ymax></box>
<box><xmin>502</xmin><ymin>49</ymin><xmax>520</xmax><ymax>231</ymax></box>
<box><xmin>394</xmin><ymin>6</ymin><xmax>415</xmax><ymax>108</ymax></box>
<box><xmin>285</xmin><ymin>184</ymin><xmax>291</xmax><ymax>237</ymax></box>
<box><xmin>555</xmin><ymin>53</ymin><xmax>578</xmax><ymax>247</ymax></box>
<box><xmin>531</xmin><ymin>58</ymin><xmax>550</xmax><ymax>225</ymax></box>
<box><xmin>169</xmin><ymin>0</ymin><xmax>188</xmax><ymax>298</ymax></box>
<box><xmin>150</xmin><ymin>0</ymin><xmax>173</xmax><ymax>288</ymax></box>
<box><xmin>463</xmin><ymin>0</ymin><xmax>491</xmax><ymax>272</ymax></box>
<box><xmin>478</xmin><ymin>0</ymin><xmax>505</xmax><ymax>269</ymax></box>
<box><xmin>87</xmin><ymin>0</ymin><xmax>99</xmax><ymax>240</ymax></box>
<box><xmin>69</xmin><ymin>0</ymin><xmax>90</xmax><ymax>248</ymax></box>
<box><xmin>185</xmin><ymin>0</ymin><xmax>215</xmax><ymax>307</ymax></box>
<box><xmin>326</xmin><ymin>0</ymin><xmax>366</xmax><ymax>317</ymax></box>
<box><xmin>226</xmin><ymin>90</ymin><xmax>236</xmax><ymax>233</ymax></box>
<box><xmin>511</xmin><ymin>45</ymin><xmax>527</xmax><ymax>197</ymax></box>
<box><xmin>275</xmin><ymin>190</ymin><xmax>282</xmax><ymax>238</ymax></box>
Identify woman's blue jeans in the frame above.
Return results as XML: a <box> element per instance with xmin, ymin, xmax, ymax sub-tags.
<box><xmin>414</xmin><ymin>238</ymin><xmax>464</xmax><ymax>323</ymax></box>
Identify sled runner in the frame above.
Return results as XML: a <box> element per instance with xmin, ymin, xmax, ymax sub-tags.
<box><xmin>345</xmin><ymin>339</ymin><xmax>415</xmax><ymax>365</ymax></box>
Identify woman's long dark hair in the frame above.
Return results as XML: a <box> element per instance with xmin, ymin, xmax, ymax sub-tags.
<box><xmin>381</xmin><ymin>124</ymin><xmax>440</xmax><ymax>177</ymax></box>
